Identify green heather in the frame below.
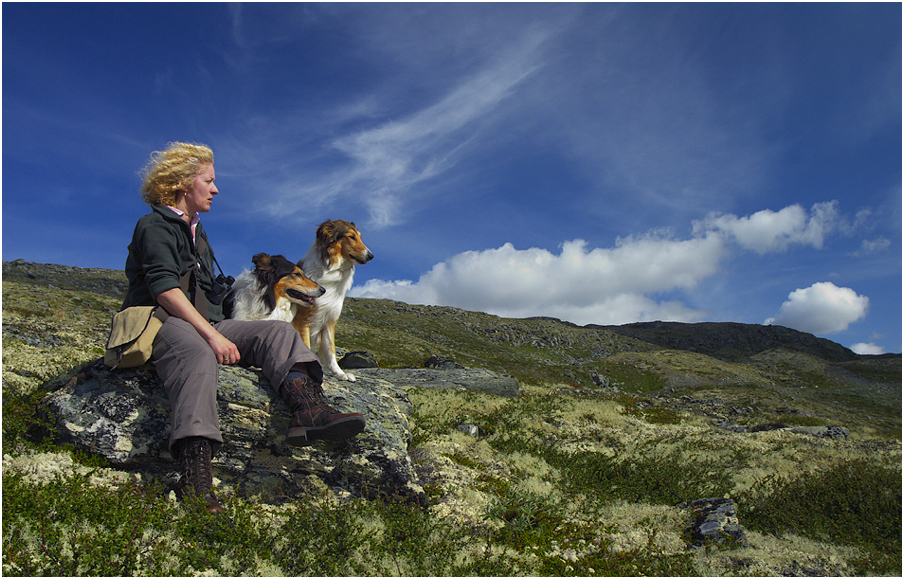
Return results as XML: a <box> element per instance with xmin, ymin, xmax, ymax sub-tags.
<box><xmin>3</xmin><ymin>260</ymin><xmax>901</xmax><ymax>576</ymax></box>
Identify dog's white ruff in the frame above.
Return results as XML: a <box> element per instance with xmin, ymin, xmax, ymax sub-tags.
<box><xmin>230</xmin><ymin>269</ymin><xmax>298</xmax><ymax>322</ymax></box>
<box><xmin>300</xmin><ymin>242</ymin><xmax>358</xmax><ymax>382</ymax></box>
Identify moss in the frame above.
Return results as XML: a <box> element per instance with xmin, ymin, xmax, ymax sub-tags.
<box><xmin>448</xmin><ymin>452</ymin><xmax>484</xmax><ymax>470</ymax></box>
<box><xmin>618</xmin><ymin>396</ymin><xmax>683</xmax><ymax>424</ymax></box>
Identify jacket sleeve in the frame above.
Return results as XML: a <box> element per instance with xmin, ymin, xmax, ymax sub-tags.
<box><xmin>135</xmin><ymin>217</ymin><xmax>189</xmax><ymax>299</ymax></box>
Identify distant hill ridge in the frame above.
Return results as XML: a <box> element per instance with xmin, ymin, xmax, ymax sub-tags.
<box><xmin>593</xmin><ymin>321</ymin><xmax>864</xmax><ymax>363</ymax></box>
<box><xmin>3</xmin><ymin>259</ymin><xmax>894</xmax><ymax>366</ymax></box>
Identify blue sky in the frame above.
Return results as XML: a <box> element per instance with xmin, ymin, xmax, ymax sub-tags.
<box><xmin>3</xmin><ymin>3</ymin><xmax>901</xmax><ymax>354</ymax></box>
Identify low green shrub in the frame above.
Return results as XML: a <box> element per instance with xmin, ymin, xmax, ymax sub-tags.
<box><xmin>3</xmin><ymin>465</ymin><xmax>705</xmax><ymax>577</ymax></box>
<box><xmin>2</xmin><ymin>388</ymin><xmax>56</xmax><ymax>446</ymax></box>
<box><xmin>737</xmin><ymin>458</ymin><xmax>902</xmax><ymax>575</ymax></box>
<box><xmin>368</xmin><ymin>501</ymin><xmax>474</xmax><ymax>576</ymax></box>
<box><xmin>269</xmin><ymin>498</ymin><xmax>372</xmax><ymax>576</ymax></box>
<box><xmin>563</xmin><ymin>448</ymin><xmax>733</xmax><ymax>506</ymax></box>
<box><xmin>538</xmin><ymin>544</ymin><xmax>696</xmax><ymax>576</ymax></box>
<box><xmin>618</xmin><ymin>396</ymin><xmax>682</xmax><ymax>424</ymax></box>
<box><xmin>4</xmin><ymin>471</ymin><xmax>170</xmax><ymax>576</ymax></box>
<box><xmin>484</xmin><ymin>489</ymin><xmax>564</xmax><ymax>549</ymax></box>
<box><xmin>1</xmin><ymin>470</ymin><xmax>515</xmax><ymax>576</ymax></box>
<box><xmin>2</xmin><ymin>471</ymin><xmax>278</xmax><ymax>576</ymax></box>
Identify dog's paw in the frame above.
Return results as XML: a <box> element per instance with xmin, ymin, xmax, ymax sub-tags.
<box><xmin>331</xmin><ymin>366</ymin><xmax>356</xmax><ymax>382</ymax></box>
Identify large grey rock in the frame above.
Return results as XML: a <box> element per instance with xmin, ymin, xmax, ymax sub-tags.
<box><xmin>42</xmin><ymin>359</ymin><xmax>521</xmax><ymax>505</ymax></box>
<box><xmin>354</xmin><ymin>367</ymin><xmax>520</xmax><ymax>398</ymax></box>
<box><xmin>44</xmin><ymin>359</ymin><xmax>424</xmax><ymax>505</ymax></box>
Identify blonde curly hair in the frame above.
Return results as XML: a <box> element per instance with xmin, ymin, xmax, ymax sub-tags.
<box><xmin>140</xmin><ymin>142</ymin><xmax>214</xmax><ymax>206</ymax></box>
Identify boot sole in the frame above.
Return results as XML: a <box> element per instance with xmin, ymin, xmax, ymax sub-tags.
<box><xmin>286</xmin><ymin>416</ymin><xmax>366</xmax><ymax>447</ymax></box>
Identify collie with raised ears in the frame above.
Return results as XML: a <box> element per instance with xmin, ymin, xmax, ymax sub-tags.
<box><xmin>230</xmin><ymin>253</ymin><xmax>325</xmax><ymax>324</ymax></box>
<box><xmin>295</xmin><ymin>219</ymin><xmax>374</xmax><ymax>382</ymax></box>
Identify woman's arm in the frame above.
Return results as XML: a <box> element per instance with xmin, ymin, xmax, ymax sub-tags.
<box><xmin>155</xmin><ymin>287</ymin><xmax>240</xmax><ymax>365</ymax></box>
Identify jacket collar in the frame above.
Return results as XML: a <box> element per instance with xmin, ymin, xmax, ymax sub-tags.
<box><xmin>151</xmin><ymin>204</ymin><xmax>202</xmax><ymax>229</ymax></box>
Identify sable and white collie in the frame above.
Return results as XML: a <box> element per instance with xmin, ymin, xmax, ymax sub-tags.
<box><xmin>295</xmin><ymin>220</ymin><xmax>374</xmax><ymax>382</ymax></box>
<box><xmin>230</xmin><ymin>253</ymin><xmax>325</xmax><ymax>324</ymax></box>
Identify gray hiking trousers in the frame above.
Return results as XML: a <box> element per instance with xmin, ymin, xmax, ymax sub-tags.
<box><xmin>152</xmin><ymin>318</ymin><xmax>321</xmax><ymax>455</ymax></box>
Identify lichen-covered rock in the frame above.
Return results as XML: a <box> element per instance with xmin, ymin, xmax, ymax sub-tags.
<box><xmin>684</xmin><ymin>497</ymin><xmax>748</xmax><ymax>547</ymax></box>
<box><xmin>44</xmin><ymin>358</ymin><xmax>424</xmax><ymax>504</ymax></box>
<box><xmin>355</xmin><ymin>367</ymin><xmax>519</xmax><ymax>398</ymax></box>
<box><xmin>424</xmin><ymin>355</ymin><xmax>465</xmax><ymax>370</ymax></box>
<box><xmin>789</xmin><ymin>425</ymin><xmax>850</xmax><ymax>439</ymax></box>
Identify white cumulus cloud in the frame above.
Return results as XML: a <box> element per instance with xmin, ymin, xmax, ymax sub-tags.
<box><xmin>694</xmin><ymin>202</ymin><xmax>840</xmax><ymax>254</ymax></box>
<box><xmin>352</xmin><ymin>233</ymin><xmax>727</xmax><ymax>326</ymax></box>
<box><xmin>765</xmin><ymin>282</ymin><xmax>869</xmax><ymax>334</ymax></box>
<box><xmin>352</xmin><ymin>202</ymin><xmax>869</xmax><ymax>330</ymax></box>
<box><xmin>850</xmin><ymin>342</ymin><xmax>885</xmax><ymax>355</ymax></box>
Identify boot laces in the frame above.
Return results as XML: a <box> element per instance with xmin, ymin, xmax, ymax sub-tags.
<box><xmin>181</xmin><ymin>438</ymin><xmax>214</xmax><ymax>495</ymax></box>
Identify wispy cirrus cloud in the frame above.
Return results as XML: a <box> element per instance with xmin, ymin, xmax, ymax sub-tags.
<box><xmin>245</xmin><ymin>26</ymin><xmax>554</xmax><ymax>227</ymax></box>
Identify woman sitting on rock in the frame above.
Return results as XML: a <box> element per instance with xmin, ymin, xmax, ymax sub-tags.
<box><xmin>121</xmin><ymin>141</ymin><xmax>365</xmax><ymax>513</ymax></box>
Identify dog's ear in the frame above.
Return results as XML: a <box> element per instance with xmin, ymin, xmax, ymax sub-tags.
<box><xmin>316</xmin><ymin>221</ymin><xmax>338</xmax><ymax>243</ymax></box>
<box><xmin>251</xmin><ymin>253</ymin><xmax>280</xmax><ymax>310</ymax></box>
<box><xmin>270</xmin><ymin>255</ymin><xmax>298</xmax><ymax>279</ymax></box>
<box><xmin>252</xmin><ymin>253</ymin><xmax>273</xmax><ymax>270</ymax></box>
<box><xmin>317</xmin><ymin>220</ymin><xmax>343</xmax><ymax>260</ymax></box>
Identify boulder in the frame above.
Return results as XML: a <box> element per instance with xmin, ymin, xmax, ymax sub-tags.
<box><xmin>42</xmin><ymin>359</ymin><xmax>521</xmax><ymax>505</ymax></box>
<box><xmin>683</xmin><ymin>497</ymin><xmax>748</xmax><ymax>548</ymax></box>
<box><xmin>424</xmin><ymin>355</ymin><xmax>465</xmax><ymax>370</ymax></box>
<box><xmin>339</xmin><ymin>350</ymin><xmax>379</xmax><ymax>369</ymax></box>
<box><xmin>44</xmin><ymin>358</ymin><xmax>424</xmax><ymax>505</ymax></box>
<box><xmin>354</xmin><ymin>367</ymin><xmax>520</xmax><ymax>398</ymax></box>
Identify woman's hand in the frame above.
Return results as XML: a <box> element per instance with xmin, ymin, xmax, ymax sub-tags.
<box><xmin>206</xmin><ymin>331</ymin><xmax>240</xmax><ymax>365</ymax></box>
<box><xmin>155</xmin><ymin>286</ymin><xmax>240</xmax><ymax>365</ymax></box>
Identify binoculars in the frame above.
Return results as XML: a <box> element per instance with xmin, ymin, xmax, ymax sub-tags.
<box><xmin>207</xmin><ymin>273</ymin><xmax>235</xmax><ymax>306</ymax></box>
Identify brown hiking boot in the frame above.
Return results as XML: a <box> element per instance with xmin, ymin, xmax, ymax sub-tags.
<box><xmin>279</xmin><ymin>375</ymin><xmax>365</xmax><ymax>446</ymax></box>
<box><xmin>176</xmin><ymin>436</ymin><xmax>225</xmax><ymax>514</ymax></box>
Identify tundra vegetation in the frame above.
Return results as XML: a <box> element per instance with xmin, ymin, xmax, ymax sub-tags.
<box><xmin>2</xmin><ymin>260</ymin><xmax>901</xmax><ymax>576</ymax></box>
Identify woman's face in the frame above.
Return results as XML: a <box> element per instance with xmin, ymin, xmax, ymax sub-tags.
<box><xmin>182</xmin><ymin>163</ymin><xmax>218</xmax><ymax>215</ymax></box>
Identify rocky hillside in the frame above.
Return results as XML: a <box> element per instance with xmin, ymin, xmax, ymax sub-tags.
<box><xmin>330</xmin><ymin>286</ymin><xmax>902</xmax><ymax>438</ymax></box>
<box><xmin>2</xmin><ymin>259</ymin><xmax>901</xmax><ymax>576</ymax></box>
<box><xmin>599</xmin><ymin>320</ymin><xmax>861</xmax><ymax>362</ymax></box>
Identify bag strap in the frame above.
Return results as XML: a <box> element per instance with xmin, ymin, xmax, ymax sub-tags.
<box><xmin>195</xmin><ymin>232</ymin><xmax>228</xmax><ymax>279</ymax></box>
<box><xmin>189</xmin><ymin>232</ymin><xmax>217</xmax><ymax>322</ymax></box>
<box><xmin>175</xmin><ymin>242</ymin><xmax>210</xmax><ymax>322</ymax></box>
<box><xmin>181</xmin><ymin>265</ymin><xmax>209</xmax><ymax>322</ymax></box>
<box><xmin>152</xmin><ymin>306</ymin><xmax>169</xmax><ymax>324</ymax></box>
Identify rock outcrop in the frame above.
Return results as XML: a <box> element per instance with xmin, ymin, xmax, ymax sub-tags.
<box><xmin>684</xmin><ymin>497</ymin><xmax>748</xmax><ymax>548</ymax></box>
<box><xmin>355</xmin><ymin>367</ymin><xmax>520</xmax><ymax>398</ymax></box>
<box><xmin>43</xmin><ymin>357</ymin><xmax>519</xmax><ymax>505</ymax></box>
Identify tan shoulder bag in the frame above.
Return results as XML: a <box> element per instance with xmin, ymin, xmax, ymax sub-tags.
<box><xmin>104</xmin><ymin>306</ymin><xmax>169</xmax><ymax>369</ymax></box>
<box><xmin>107</xmin><ymin>236</ymin><xmax>220</xmax><ymax>369</ymax></box>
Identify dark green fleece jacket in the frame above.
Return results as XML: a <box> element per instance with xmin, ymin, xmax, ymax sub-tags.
<box><xmin>122</xmin><ymin>204</ymin><xmax>224</xmax><ymax>322</ymax></box>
